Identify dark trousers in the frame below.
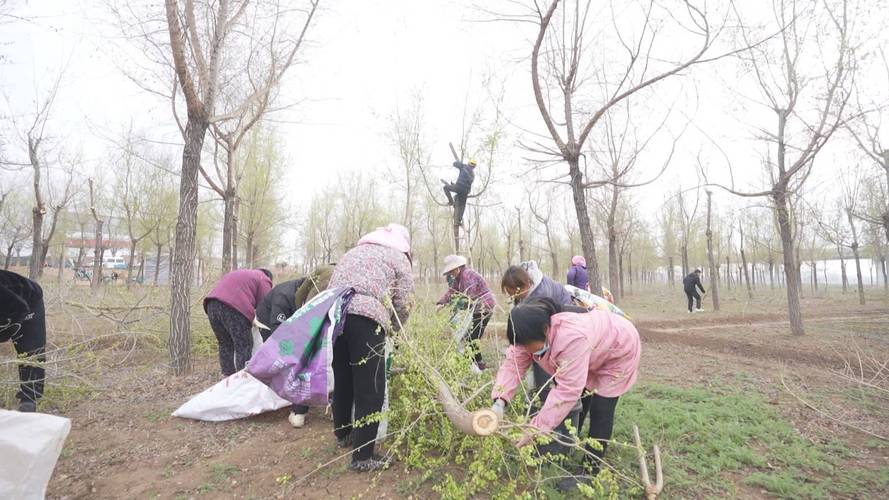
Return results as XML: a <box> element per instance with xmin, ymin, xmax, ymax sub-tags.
<box><xmin>292</xmin><ymin>404</ymin><xmax>309</xmax><ymax>414</ymax></box>
<box><xmin>467</xmin><ymin>311</ymin><xmax>490</xmax><ymax>365</ymax></box>
<box><xmin>332</xmin><ymin>314</ymin><xmax>386</xmax><ymax>462</ymax></box>
<box><xmin>532</xmin><ymin>364</ymin><xmax>581</xmax><ymax>457</ymax></box>
<box><xmin>2</xmin><ymin>299</ymin><xmax>47</xmax><ymax>404</ymax></box>
<box><xmin>685</xmin><ymin>288</ymin><xmax>701</xmax><ymax>312</ymax></box>
<box><xmin>206</xmin><ymin>300</ymin><xmax>253</xmax><ymax>376</ymax></box>
<box><xmin>443</xmin><ymin>185</ymin><xmax>469</xmax><ymax>226</ymax></box>
<box><xmin>579</xmin><ymin>394</ymin><xmax>619</xmax><ymax>473</ymax></box>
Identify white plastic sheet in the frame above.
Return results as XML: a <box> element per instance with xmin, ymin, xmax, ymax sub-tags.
<box><xmin>0</xmin><ymin>409</ymin><xmax>71</xmax><ymax>500</ymax></box>
<box><xmin>172</xmin><ymin>370</ymin><xmax>290</xmax><ymax>422</ymax></box>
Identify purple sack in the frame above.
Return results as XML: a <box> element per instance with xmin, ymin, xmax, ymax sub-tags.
<box><xmin>247</xmin><ymin>287</ymin><xmax>352</xmax><ymax>406</ymax></box>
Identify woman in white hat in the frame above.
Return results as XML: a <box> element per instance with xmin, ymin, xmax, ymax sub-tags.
<box><xmin>436</xmin><ymin>255</ymin><xmax>496</xmax><ymax>370</ymax></box>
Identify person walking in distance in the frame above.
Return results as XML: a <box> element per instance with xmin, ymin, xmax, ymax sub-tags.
<box><xmin>683</xmin><ymin>268</ymin><xmax>706</xmax><ymax>313</ymax></box>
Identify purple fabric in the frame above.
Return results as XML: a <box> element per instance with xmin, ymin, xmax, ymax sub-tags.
<box><xmin>437</xmin><ymin>268</ymin><xmax>495</xmax><ymax>312</ymax></box>
<box><xmin>204</xmin><ymin>269</ymin><xmax>272</xmax><ymax>322</ymax></box>
<box><xmin>247</xmin><ymin>287</ymin><xmax>353</xmax><ymax>406</ymax></box>
<box><xmin>566</xmin><ymin>264</ymin><xmax>589</xmax><ymax>290</ymax></box>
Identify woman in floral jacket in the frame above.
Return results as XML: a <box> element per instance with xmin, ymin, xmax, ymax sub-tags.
<box><xmin>327</xmin><ymin>223</ymin><xmax>414</xmax><ymax>472</ymax></box>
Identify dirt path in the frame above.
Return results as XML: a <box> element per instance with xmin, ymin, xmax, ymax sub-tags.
<box><xmin>638</xmin><ymin>310</ymin><xmax>889</xmax><ymax>369</ymax></box>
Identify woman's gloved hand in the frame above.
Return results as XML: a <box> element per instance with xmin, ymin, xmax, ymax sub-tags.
<box><xmin>491</xmin><ymin>399</ymin><xmax>505</xmax><ymax>419</ymax></box>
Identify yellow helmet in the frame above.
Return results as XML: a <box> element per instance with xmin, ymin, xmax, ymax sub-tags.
<box><xmin>468</xmin><ymin>159</ymin><xmax>477</xmax><ymax>167</ymax></box>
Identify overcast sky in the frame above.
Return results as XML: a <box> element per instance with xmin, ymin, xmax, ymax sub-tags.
<box><xmin>1</xmin><ymin>0</ymin><xmax>887</xmax><ymax>249</ymax></box>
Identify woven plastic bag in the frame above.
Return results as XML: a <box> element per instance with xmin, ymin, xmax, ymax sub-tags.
<box><xmin>0</xmin><ymin>409</ymin><xmax>71</xmax><ymax>500</ymax></box>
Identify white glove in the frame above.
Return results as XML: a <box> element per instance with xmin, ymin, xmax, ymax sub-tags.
<box><xmin>491</xmin><ymin>399</ymin><xmax>505</xmax><ymax>419</ymax></box>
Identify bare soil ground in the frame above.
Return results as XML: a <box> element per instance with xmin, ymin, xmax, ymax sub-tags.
<box><xmin>2</xmin><ymin>281</ymin><xmax>887</xmax><ymax>499</ymax></box>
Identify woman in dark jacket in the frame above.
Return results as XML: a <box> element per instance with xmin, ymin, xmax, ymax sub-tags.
<box><xmin>500</xmin><ymin>261</ymin><xmax>580</xmax><ymax>456</ymax></box>
<box><xmin>0</xmin><ymin>270</ymin><xmax>47</xmax><ymax>412</ymax></box>
<box><xmin>254</xmin><ymin>265</ymin><xmax>335</xmax><ymax>428</ymax></box>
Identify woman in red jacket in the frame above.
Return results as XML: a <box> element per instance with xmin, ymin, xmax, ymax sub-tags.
<box><xmin>203</xmin><ymin>268</ymin><xmax>273</xmax><ymax>376</ymax></box>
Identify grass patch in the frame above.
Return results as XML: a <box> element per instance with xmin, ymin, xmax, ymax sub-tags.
<box><xmin>209</xmin><ymin>463</ymin><xmax>240</xmax><ymax>483</ymax></box>
<box><xmin>611</xmin><ymin>383</ymin><xmax>889</xmax><ymax>499</ymax></box>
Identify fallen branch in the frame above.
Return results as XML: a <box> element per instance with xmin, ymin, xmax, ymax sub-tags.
<box><xmin>432</xmin><ymin>369</ymin><xmax>499</xmax><ymax>436</ymax></box>
<box><xmin>633</xmin><ymin>424</ymin><xmax>663</xmax><ymax>500</ymax></box>
<box><xmin>780</xmin><ymin>373</ymin><xmax>889</xmax><ymax>442</ymax></box>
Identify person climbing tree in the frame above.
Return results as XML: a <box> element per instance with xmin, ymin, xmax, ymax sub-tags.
<box><xmin>441</xmin><ymin>159</ymin><xmax>476</xmax><ymax>227</ymax></box>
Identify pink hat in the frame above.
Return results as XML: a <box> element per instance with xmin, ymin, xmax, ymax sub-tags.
<box><xmin>571</xmin><ymin>255</ymin><xmax>586</xmax><ymax>267</ymax></box>
<box><xmin>358</xmin><ymin>223</ymin><xmax>411</xmax><ymax>254</ymax></box>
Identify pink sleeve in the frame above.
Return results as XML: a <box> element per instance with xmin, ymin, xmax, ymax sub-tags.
<box><xmin>530</xmin><ymin>335</ymin><xmax>591</xmax><ymax>432</ymax></box>
<box><xmin>491</xmin><ymin>345</ymin><xmax>532</xmax><ymax>403</ymax></box>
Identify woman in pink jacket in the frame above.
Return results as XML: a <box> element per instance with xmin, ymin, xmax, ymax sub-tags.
<box><xmin>491</xmin><ymin>297</ymin><xmax>640</xmax><ymax>486</ymax></box>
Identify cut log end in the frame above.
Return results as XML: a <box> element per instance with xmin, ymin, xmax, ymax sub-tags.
<box><xmin>470</xmin><ymin>409</ymin><xmax>499</xmax><ymax>436</ymax></box>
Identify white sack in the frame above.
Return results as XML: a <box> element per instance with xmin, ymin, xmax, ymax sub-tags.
<box><xmin>0</xmin><ymin>409</ymin><xmax>71</xmax><ymax>500</ymax></box>
<box><xmin>172</xmin><ymin>370</ymin><xmax>290</xmax><ymax>422</ymax></box>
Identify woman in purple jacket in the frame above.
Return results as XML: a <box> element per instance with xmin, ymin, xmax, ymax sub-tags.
<box><xmin>566</xmin><ymin>255</ymin><xmax>589</xmax><ymax>291</ymax></box>
<box><xmin>203</xmin><ymin>268</ymin><xmax>273</xmax><ymax>376</ymax></box>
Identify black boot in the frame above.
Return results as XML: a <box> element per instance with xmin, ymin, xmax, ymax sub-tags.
<box><xmin>18</xmin><ymin>400</ymin><xmax>37</xmax><ymax>412</ymax></box>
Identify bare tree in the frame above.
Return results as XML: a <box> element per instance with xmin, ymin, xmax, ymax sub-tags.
<box><xmin>738</xmin><ymin>221</ymin><xmax>754</xmax><ymax>300</ymax></box>
<box><xmin>516</xmin><ymin>0</ymin><xmax>722</xmax><ymax>294</ymax></box>
<box><xmin>0</xmin><ymin>188</ymin><xmax>29</xmax><ymax>269</ymax></box>
<box><xmin>87</xmin><ymin>178</ymin><xmax>104</xmax><ymax>291</ymax></box>
<box><xmin>528</xmin><ymin>187</ymin><xmax>560</xmax><ymax>279</ymax></box>
<box><xmin>161</xmin><ymin>0</ymin><xmax>320</xmax><ymax>374</ymax></box>
<box><xmin>196</xmin><ymin>0</ymin><xmax>320</xmax><ymax>273</ymax></box>
<box><xmin>842</xmin><ymin>173</ymin><xmax>867</xmax><ymax>305</ymax></box>
<box><xmin>705</xmin><ymin>190</ymin><xmax>720</xmax><ymax>310</ymax></box>
<box><xmin>710</xmin><ymin>0</ymin><xmax>854</xmax><ymax>335</ymax></box>
<box><xmin>127</xmin><ymin>164</ymin><xmax>159</xmax><ymax>286</ymax></box>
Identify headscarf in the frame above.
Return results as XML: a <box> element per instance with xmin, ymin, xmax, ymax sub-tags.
<box><xmin>357</xmin><ymin>223</ymin><xmax>411</xmax><ymax>254</ymax></box>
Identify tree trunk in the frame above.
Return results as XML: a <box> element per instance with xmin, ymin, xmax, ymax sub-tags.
<box><xmin>705</xmin><ymin>191</ymin><xmax>720</xmax><ymax>311</ymax></box>
<box><xmin>667</xmin><ymin>256</ymin><xmax>674</xmax><ymax>287</ymax></box>
<box><xmin>567</xmin><ymin>159</ymin><xmax>601</xmax><ymax>294</ymax></box>
<box><xmin>221</xmin><ymin>191</ymin><xmax>234</xmax><ymax>273</ymax></box>
<box><xmin>627</xmin><ymin>251</ymin><xmax>633</xmax><ymax>295</ymax></box>
<box><xmin>774</xmin><ymin>188</ymin><xmax>804</xmax><ymax>335</ymax></box>
<box><xmin>91</xmin><ymin>219</ymin><xmax>104</xmax><ymax>291</ymax></box>
<box><xmin>56</xmin><ymin>241</ymin><xmax>64</xmax><ymax>283</ymax></box>
<box><xmin>846</xmin><ymin>208</ymin><xmax>865</xmax><ymax>305</ymax></box>
<box><xmin>28</xmin><ymin>139</ymin><xmax>45</xmax><ymax>281</ymax></box>
<box><xmin>127</xmin><ymin>240</ymin><xmax>138</xmax><ymax>288</ymax></box>
<box><xmin>839</xmin><ymin>249</ymin><xmax>848</xmax><ymax>293</ymax></box>
<box><xmin>810</xmin><ymin>260</ymin><xmax>817</xmax><ymax>292</ymax></box>
<box><xmin>4</xmin><ymin>240</ymin><xmax>14</xmax><ymax>269</ymax></box>
<box><xmin>608</xmin><ymin>229</ymin><xmax>620</xmax><ymax>304</ymax></box>
<box><xmin>154</xmin><ymin>242</ymin><xmax>162</xmax><ymax>286</ymax></box>
<box><xmin>739</xmin><ymin>226</ymin><xmax>753</xmax><ymax>300</ymax></box>
<box><xmin>768</xmin><ymin>253</ymin><xmax>775</xmax><ymax>290</ymax></box>
<box><xmin>725</xmin><ymin>255</ymin><xmax>731</xmax><ymax>290</ymax></box>
<box><xmin>169</xmin><ymin>117</ymin><xmax>208</xmax><ymax>375</ymax></box>
<box><xmin>680</xmin><ymin>244</ymin><xmax>689</xmax><ymax>279</ymax></box>
<box><xmin>232</xmin><ymin>196</ymin><xmax>240</xmax><ymax>270</ymax></box>
<box><xmin>618</xmin><ymin>252</ymin><xmax>625</xmax><ymax>300</ymax></box>
<box><xmin>517</xmin><ymin>208</ymin><xmax>526</xmax><ymax>262</ymax></box>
